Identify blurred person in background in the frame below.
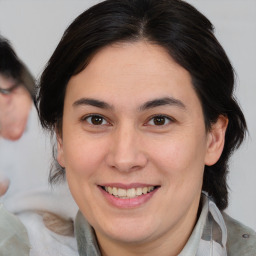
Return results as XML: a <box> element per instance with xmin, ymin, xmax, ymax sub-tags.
<box><xmin>0</xmin><ymin>36</ymin><xmax>78</xmax><ymax>255</ymax></box>
<box><xmin>0</xmin><ymin>35</ymin><xmax>34</xmax><ymax>196</ymax></box>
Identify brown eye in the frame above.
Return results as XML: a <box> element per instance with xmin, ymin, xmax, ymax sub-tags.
<box><xmin>148</xmin><ymin>115</ymin><xmax>172</xmax><ymax>126</ymax></box>
<box><xmin>153</xmin><ymin>116</ymin><xmax>166</xmax><ymax>125</ymax></box>
<box><xmin>86</xmin><ymin>115</ymin><xmax>107</xmax><ymax>125</ymax></box>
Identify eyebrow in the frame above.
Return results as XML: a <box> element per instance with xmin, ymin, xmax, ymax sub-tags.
<box><xmin>73</xmin><ymin>97</ymin><xmax>186</xmax><ymax>111</ymax></box>
<box><xmin>139</xmin><ymin>97</ymin><xmax>186</xmax><ymax>111</ymax></box>
<box><xmin>73</xmin><ymin>98</ymin><xmax>113</xmax><ymax>109</ymax></box>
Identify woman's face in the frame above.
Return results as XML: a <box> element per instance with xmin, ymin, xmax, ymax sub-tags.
<box><xmin>0</xmin><ymin>74</ymin><xmax>32</xmax><ymax>140</ymax></box>
<box><xmin>58</xmin><ymin>41</ymin><xmax>226</xmax><ymax>251</ymax></box>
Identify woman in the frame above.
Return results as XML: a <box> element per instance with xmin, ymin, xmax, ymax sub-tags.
<box><xmin>37</xmin><ymin>0</ymin><xmax>254</xmax><ymax>255</ymax></box>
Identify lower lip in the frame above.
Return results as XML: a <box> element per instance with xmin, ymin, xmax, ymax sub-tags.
<box><xmin>99</xmin><ymin>187</ymin><xmax>158</xmax><ymax>208</ymax></box>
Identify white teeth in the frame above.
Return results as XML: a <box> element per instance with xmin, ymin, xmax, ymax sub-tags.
<box><xmin>142</xmin><ymin>187</ymin><xmax>148</xmax><ymax>194</ymax></box>
<box><xmin>136</xmin><ymin>187</ymin><xmax>142</xmax><ymax>196</ymax></box>
<box><xmin>118</xmin><ymin>188</ymin><xmax>126</xmax><ymax>197</ymax></box>
<box><xmin>104</xmin><ymin>186</ymin><xmax>156</xmax><ymax>199</ymax></box>
<box><xmin>112</xmin><ymin>187</ymin><xmax>118</xmax><ymax>196</ymax></box>
<box><xmin>148</xmin><ymin>186</ymin><xmax>154</xmax><ymax>192</ymax></box>
<box><xmin>127</xmin><ymin>188</ymin><xmax>136</xmax><ymax>198</ymax></box>
<box><xmin>107</xmin><ymin>187</ymin><xmax>113</xmax><ymax>194</ymax></box>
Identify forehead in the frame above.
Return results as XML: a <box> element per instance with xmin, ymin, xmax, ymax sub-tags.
<box><xmin>66</xmin><ymin>41</ymin><xmax>201</xmax><ymax>111</ymax></box>
<box><xmin>82</xmin><ymin>41</ymin><xmax>186</xmax><ymax>83</ymax></box>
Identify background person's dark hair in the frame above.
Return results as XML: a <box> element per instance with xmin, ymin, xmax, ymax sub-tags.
<box><xmin>0</xmin><ymin>36</ymin><xmax>35</xmax><ymax>97</ymax></box>
<box><xmin>37</xmin><ymin>0</ymin><xmax>247</xmax><ymax>210</ymax></box>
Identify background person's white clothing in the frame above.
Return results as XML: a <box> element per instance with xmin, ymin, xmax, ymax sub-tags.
<box><xmin>0</xmin><ymin>106</ymin><xmax>78</xmax><ymax>219</ymax></box>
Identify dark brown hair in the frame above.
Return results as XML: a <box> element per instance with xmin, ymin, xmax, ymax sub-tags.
<box><xmin>0</xmin><ymin>36</ymin><xmax>35</xmax><ymax>97</ymax></box>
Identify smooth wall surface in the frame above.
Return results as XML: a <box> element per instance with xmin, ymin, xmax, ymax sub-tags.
<box><xmin>0</xmin><ymin>0</ymin><xmax>255</xmax><ymax>230</ymax></box>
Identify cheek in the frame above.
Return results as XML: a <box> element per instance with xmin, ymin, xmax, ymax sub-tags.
<box><xmin>62</xmin><ymin>131</ymin><xmax>114</xmax><ymax>198</ymax></box>
<box><xmin>63</xmin><ymin>137</ymin><xmax>107</xmax><ymax>206</ymax></box>
<box><xmin>64</xmin><ymin>138</ymin><xmax>105</xmax><ymax>178</ymax></box>
<box><xmin>150</xmin><ymin>133</ymin><xmax>206</xmax><ymax>184</ymax></box>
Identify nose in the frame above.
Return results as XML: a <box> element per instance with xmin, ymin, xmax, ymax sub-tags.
<box><xmin>105</xmin><ymin>125</ymin><xmax>148</xmax><ymax>172</ymax></box>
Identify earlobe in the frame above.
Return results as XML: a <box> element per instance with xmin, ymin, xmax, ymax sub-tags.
<box><xmin>205</xmin><ymin>115</ymin><xmax>229</xmax><ymax>166</ymax></box>
<box><xmin>56</xmin><ymin>132</ymin><xmax>65</xmax><ymax>168</ymax></box>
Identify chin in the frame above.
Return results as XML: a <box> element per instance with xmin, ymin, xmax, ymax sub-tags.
<box><xmin>96</xmin><ymin>214</ymin><xmax>159</xmax><ymax>244</ymax></box>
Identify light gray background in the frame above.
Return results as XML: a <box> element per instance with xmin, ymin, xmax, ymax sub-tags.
<box><xmin>0</xmin><ymin>0</ymin><xmax>255</xmax><ymax>230</ymax></box>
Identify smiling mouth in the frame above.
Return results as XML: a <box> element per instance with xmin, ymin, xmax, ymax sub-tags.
<box><xmin>101</xmin><ymin>186</ymin><xmax>159</xmax><ymax>199</ymax></box>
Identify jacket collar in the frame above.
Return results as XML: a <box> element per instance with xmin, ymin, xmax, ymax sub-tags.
<box><xmin>179</xmin><ymin>193</ymin><xmax>227</xmax><ymax>256</ymax></box>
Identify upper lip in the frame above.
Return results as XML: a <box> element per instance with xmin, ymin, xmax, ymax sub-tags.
<box><xmin>99</xmin><ymin>183</ymin><xmax>159</xmax><ymax>189</ymax></box>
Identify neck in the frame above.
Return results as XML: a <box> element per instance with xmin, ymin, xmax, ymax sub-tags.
<box><xmin>97</xmin><ymin>199</ymin><xmax>200</xmax><ymax>256</ymax></box>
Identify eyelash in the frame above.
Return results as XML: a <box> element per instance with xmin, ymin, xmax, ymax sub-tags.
<box><xmin>81</xmin><ymin>114</ymin><xmax>174</xmax><ymax>127</ymax></box>
<box><xmin>81</xmin><ymin>114</ymin><xmax>110</xmax><ymax>126</ymax></box>
<box><xmin>146</xmin><ymin>115</ymin><xmax>174</xmax><ymax>126</ymax></box>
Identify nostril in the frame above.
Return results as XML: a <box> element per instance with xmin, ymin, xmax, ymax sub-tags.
<box><xmin>105</xmin><ymin>146</ymin><xmax>148</xmax><ymax>172</ymax></box>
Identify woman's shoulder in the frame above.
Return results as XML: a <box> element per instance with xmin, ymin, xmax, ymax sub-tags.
<box><xmin>223</xmin><ymin>212</ymin><xmax>256</xmax><ymax>255</ymax></box>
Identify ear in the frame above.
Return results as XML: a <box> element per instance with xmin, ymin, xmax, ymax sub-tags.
<box><xmin>204</xmin><ymin>115</ymin><xmax>229</xmax><ymax>166</ymax></box>
<box><xmin>56</xmin><ymin>128</ymin><xmax>65</xmax><ymax>168</ymax></box>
